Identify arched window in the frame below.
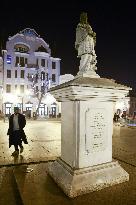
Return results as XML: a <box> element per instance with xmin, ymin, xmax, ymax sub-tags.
<box><xmin>14</xmin><ymin>44</ymin><xmax>29</xmax><ymax>53</ymax></box>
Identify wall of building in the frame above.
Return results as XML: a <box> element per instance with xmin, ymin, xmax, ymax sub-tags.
<box><xmin>0</xmin><ymin>28</ymin><xmax>61</xmax><ymax>118</ymax></box>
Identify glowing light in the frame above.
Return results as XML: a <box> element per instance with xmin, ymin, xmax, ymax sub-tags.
<box><xmin>115</xmin><ymin>99</ymin><xmax>129</xmax><ymax>111</ymax></box>
<box><xmin>3</xmin><ymin>93</ymin><xmax>18</xmax><ymax>103</ymax></box>
<box><xmin>43</xmin><ymin>93</ymin><xmax>56</xmax><ymax>104</ymax></box>
<box><xmin>6</xmin><ymin>55</ymin><xmax>11</xmax><ymax>64</ymax></box>
<box><xmin>25</xmin><ymin>89</ymin><xmax>31</xmax><ymax>96</ymax></box>
<box><xmin>115</xmin><ymin>101</ymin><xmax>125</xmax><ymax>110</ymax></box>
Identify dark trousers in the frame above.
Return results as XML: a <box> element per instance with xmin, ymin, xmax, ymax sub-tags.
<box><xmin>14</xmin><ymin>144</ymin><xmax>23</xmax><ymax>151</ymax></box>
<box><xmin>13</xmin><ymin>130</ymin><xmax>23</xmax><ymax>151</ymax></box>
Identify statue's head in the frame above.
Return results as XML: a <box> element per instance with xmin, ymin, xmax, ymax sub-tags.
<box><xmin>80</xmin><ymin>12</ymin><xmax>88</xmax><ymax>24</ymax></box>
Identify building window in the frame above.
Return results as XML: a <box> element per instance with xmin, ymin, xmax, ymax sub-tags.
<box><xmin>21</xmin><ymin>70</ymin><xmax>25</xmax><ymax>78</ymax></box>
<box><xmin>41</xmin><ymin>72</ymin><xmax>45</xmax><ymax>80</ymax></box>
<box><xmin>15</xmin><ymin>57</ymin><xmax>26</xmax><ymax>67</ymax></box>
<box><xmin>35</xmin><ymin>74</ymin><xmax>38</xmax><ymax>83</ymax></box>
<box><xmin>15</xmin><ymin>56</ymin><xmax>19</xmax><ymax>66</ymax></box>
<box><xmin>7</xmin><ymin>70</ymin><xmax>11</xmax><ymax>78</ymax></box>
<box><xmin>20</xmin><ymin>85</ymin><xmax>24</xmax><ymax>93</ymax></box>
<box><xmin>14</xmin><ymin>44</ymin><xmax>29</xmax><ymax>53</ymax></box>
<box><xmin>36</xmin><ymin>59</ymin><xmax>38</xmax><ymax>66</ymax></box>
<box><xmin>46</xmin><ymin>73</ymin><xmax>48</xmax><ymax>81</ymax></box>
<box><xmin>36</xmin><ymin>86</ymin><xmax>39</xmax><ymax>93</ymax></box>
<box><xmin>15</xmin><ymin>70</ymin><xmax>17</xmax><ymax>78</ymax></box>
<box><xmin>6</xmin><ymin>84</ymin><xmax>11</xmax><ymax>93</ymax></box>
<box><xmin>41</xmin><ymin>59</ymin><xmax>45</xmax><ymax>67</ymax></box>
<box><xmin>52</xmin><ymin>74</ymin><xmax>56</xmax><ymax>82</ymax></box>
<box><xmin>20</xmin><ymin>57</ymin><xmax>25</xmax><ymax>67</ymax></box>
<box><xmin>52</xmin><ymin>62</ymin><xmax>56</xmax><ymax>69</ymax></box>
<box><xmin>25</xmin><ymin>58</ymin><xmax>28</xmax><ymax>65</ymax></box>
<box><xmin>41</xmin><ymin>85</ymin><xmax>45</xmax><ymax>93</ymax></box>
<box><xmin>15</xmin><ymin>85</ymin><xmax>17</xmax><ymax>91</ymax></box>
<box><xmin>27</xmin><ymin>73</ymin><xmax>31</xmax><ymax>79</ymax></box>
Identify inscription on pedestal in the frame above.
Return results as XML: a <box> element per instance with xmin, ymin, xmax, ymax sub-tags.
<box><xmin>85</xmin><ymin>108</ymin><xmax>107</xmax><ymax>154</ymax></box>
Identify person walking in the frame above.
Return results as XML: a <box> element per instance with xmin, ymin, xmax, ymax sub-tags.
<box><xmin>7</xmin><ymin>107</ymin><xmax>28</xmax><ymax>156</ymax></box>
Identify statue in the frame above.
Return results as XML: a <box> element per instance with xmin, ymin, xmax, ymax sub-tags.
<box><xmin>75</xmin><ymin>12</ymin><xmax>99</xmax><ymax>77</ymax></box>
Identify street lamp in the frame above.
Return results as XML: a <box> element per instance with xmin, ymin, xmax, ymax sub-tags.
<box><xmin>0</xmin><ymin>87</ymin><xmax>3</xmax><ymax>113</ymax></box>
<box><xmin>21</xmin><ymin>95</ymin><xmax>24</xmax><ymax>113</ymax></box>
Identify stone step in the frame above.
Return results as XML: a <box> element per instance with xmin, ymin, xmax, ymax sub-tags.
<box><xmin>0</xmin><ymin>166</ymin><xmax>23</xmax><ymax>205</ymax></box>
<box><xmin>13</xmin><ymin>162</ymin><xmax>66</xmax><ymax>205</ymax></box>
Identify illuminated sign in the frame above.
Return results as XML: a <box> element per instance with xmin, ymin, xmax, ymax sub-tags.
<box><xmin>7</xmin><ymin>55</ymin><xmax>11</xmax><ymax>64</ymax></box>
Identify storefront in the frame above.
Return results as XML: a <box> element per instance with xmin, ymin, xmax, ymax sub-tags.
<box><xmin>50</xmin><ymin>102</ymin><xmax>57</xmax><ymax>117</ymax></box>
<box><xmin>4</xmin><ymin>102</ymin><xmax>12</xmax><ymax>116</ymax></box>
<box><xmin>25</xmin><ymin>102</ymin><xmax>33</xmax><ymax>118</ymax></box>
<box><xmin>37</xmin><ymin>103</ymin><xmax>48</xmax><ymax>116</ymax></box>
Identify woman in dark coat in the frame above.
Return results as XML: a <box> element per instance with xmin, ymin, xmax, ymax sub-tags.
<box><xmin>7</xmin><ymin>107</ymin><xmax>28</xmax><ymax>156</ymax></box>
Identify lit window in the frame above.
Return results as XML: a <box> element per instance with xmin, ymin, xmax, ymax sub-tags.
<box><xmin>21</xmin><ymin>70</ymin><xmax>25</xmax><ymax>78</ymax></box>
<box><xmin>20</xmin><ymin>85</ymin><xmax>24</xmax><ymax>93</ymax></box>
<box><xmin>15</xmin><ymin>56</ymin><xmax>19</xmax><ymax>66</ymax></box>
<box><xmin>6</xmin><ymin>84</ymin><xmax>11</xmax><ymax>93</ymax></box>
<box><xmin>41</xmin><ymin>72</ymin><xmax>45</xmax><ymax>80</ymax></box>
<box><xmin>15</xmin><ymin>85</ymin><xmax>17</xmax><ymax>91</ymax></box>
<box><xmin>14</xmin><ymin>44</ymin><xmax>29</xmax><ymax>53</ymax></box>
<box><xmin>20</xmin><ymin>57</ymin><xmax>25</xmax><ymax>67</ymax></box>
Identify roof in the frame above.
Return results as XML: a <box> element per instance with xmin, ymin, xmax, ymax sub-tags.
<box><xmin>20</xmin><ymin>28</ymin><xmax>39</xmax><ymax>37</ymax></box>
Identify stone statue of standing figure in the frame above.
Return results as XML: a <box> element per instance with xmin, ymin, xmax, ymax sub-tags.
<box><xmin>75</xmin><ymin>12</ymin><xmax>99</xmax><ymax>78</ymax></box>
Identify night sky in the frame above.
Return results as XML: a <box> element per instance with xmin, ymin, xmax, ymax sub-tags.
<box><xmin>0</xmin><ymin>1</ymin><xmax>136</xmax><ymax>89</ymax></box>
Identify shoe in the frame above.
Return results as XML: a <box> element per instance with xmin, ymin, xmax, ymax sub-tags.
<box><xmin>20</xmin><ymin>147</ymin><xmax>24</xmax><ymax>153</ymax></box>
<box><xmin>12</xmin><ymin>150</ymin><xmax>19</xmax><ymax>156</ymax></box>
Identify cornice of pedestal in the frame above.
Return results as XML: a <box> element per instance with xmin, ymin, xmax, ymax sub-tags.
<box><xmin>50</xmin><ymin>86</ymin><xmax>129</xmax><ymax>102</ymax></box>
<box><xmin>49</xmin><ymin>76</ymin><xmax>131</xmax><ymax>102</ymax></box>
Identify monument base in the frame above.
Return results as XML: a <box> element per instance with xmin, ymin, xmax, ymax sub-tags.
<box><xmin>48</xmin><ymin>158</ymin><xmax>129</xmax><ymax>198</ymax></box>
<box><xmin>76</xmin><ymin>70</ymin><xmax>100</xmax><ymax>78</ymax></box>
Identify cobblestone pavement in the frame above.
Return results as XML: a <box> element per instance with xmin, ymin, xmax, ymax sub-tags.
<box><xmin>0</xmin><ymin>119</ymin><xmax>61</xmax><ymax>166</ymax></box>
<box><xmin>113</xmin><ymin>123</ymin><xmax>136</xmax><ymax>166</ymax></box>
<box><xmin>1</xmin><ymin>121</ymin><xmax>136</xmax><ymax>205</ymax></box>
<box><xmin>0</xmin><ymin>120</ymin><xmax>136</xmax><ymax>167</ymax></box>
<box><xmin>12</xmin><ymin>161</ymin><xmax>136</xmax><ymax>205</ymax></box>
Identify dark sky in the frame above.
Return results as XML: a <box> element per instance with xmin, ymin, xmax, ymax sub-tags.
<box><xmin>0</xmin><ymin>0</ymin><xmax>136</xmax><ymax>89</ymax></box>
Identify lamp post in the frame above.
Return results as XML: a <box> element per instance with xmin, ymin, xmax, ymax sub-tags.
<box><xmin>0</xmin><ymin>87</ymin><xmax>4</xmax><ymax>114</ymax></box>
<box><xmin>22</xmin><ymin>96</ymin><xmax>24</xmax><ymax>114</ymax></box>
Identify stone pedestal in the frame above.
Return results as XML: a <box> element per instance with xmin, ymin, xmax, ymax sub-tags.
<box><xmin>60</xmin><ymin>100</ymin><xmax>113</xmax><ymax>168</ymax></box>
<box><xmin>48</xmin><ymin>77</ymin><xmax>130</xmax><ymax>198</ymax></box>
<box><xmin>48</xmin><ymin>158</ymin><xmax>128</xmax><ymax>198</ymax></box>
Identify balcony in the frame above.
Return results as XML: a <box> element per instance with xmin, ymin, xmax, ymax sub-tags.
<box><xmin>27</xmin><ymin>64</ymin><xmax>39</xmax><ymax>69</ymax></box>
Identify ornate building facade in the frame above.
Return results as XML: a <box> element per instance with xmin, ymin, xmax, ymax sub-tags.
<box><xmin>0</xmin><ymin>28</ymin><xmax>61</xmax><ymax>117</ymax></box>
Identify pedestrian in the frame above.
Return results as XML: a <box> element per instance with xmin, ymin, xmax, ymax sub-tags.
<box><xmin>7</xmin><ymin>107</ymin><xmax>28</xmax><ymax>156</ymax></box>
<box><xmin>113</xmin><ymin>113</ymin><xmax>117</xmax><ymax>122</ymax></box>
<box><xmin>116</xmin><ymin>113</ymin><xmax>120</xmax><ymax>122</ymax></box>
